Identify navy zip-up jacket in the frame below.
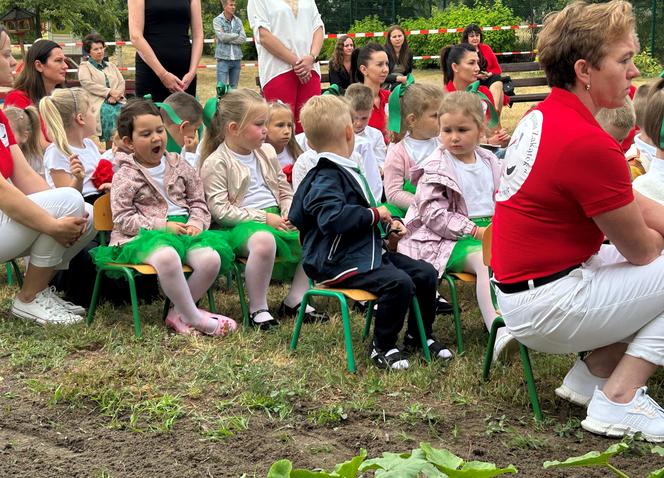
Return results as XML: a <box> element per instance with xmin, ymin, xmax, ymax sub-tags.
<box><xmin>289</xmin><ymin>156</ymin><xmax>383</xmax><ymax>285</ymax></box>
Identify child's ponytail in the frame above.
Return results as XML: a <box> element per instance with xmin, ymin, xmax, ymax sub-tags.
<box><xmin>38</xmin><ymin>87</ymin><xmax>91</xmax><ymax>157</ymax></box>
<box><xmin>5</xmin><ymin>106</ymin><xmax>44</xmax><ymax>172</ymax></box>
<box><xmin>200</xmin><ymin>88</ymin><xmax>266</xmax><ymax>168</ymax></box>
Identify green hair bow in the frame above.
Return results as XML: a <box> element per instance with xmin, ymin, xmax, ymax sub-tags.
<box><xmin>465</xmin><ymin>80</ymin><xmax>499</xmax><ymax>129</ymax></box>
<box><xmin>203</xmin><ymin>83</ymin><xmax>233</xmax><ymax>128</ymax></box>
<box><xmin>387</xmin><ymin>73</ymin><xmax>415</xmax><ymax>133</ymax></box>
<box><xmin>322</xmin><ymin>84</ymin><xmax>342</xmax><ymax>96</ymax></box>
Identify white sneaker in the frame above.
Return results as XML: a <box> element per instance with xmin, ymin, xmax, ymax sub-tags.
<box><xmin>555</xmin><ymin>358</ymin><xmax>608</xmax><ymax>407</ymax></box>
<box><xmin>42</xmin><ymin>286</ymin><xmax>86</xmax><ymax>316</ymax></box>
<box><xmin>492</xmin><ymin>332</ymin><xmax>518</xmax><ymax>363</ymax></box>
<box><xmin>581</xmin><ymin>387</ymin><xmax>664</xmax><ymax>442</ymax></box>
<box><xmin>12</xmin><ymin>288</ymin><xmax>84</xmax><ymax>325</ymax></box>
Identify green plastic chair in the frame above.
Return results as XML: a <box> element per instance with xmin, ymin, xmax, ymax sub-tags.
<box><xmin>86</xmin><ymin>194</ymin><xmax>216</xmax><ymax>337</ymax></box>
<box><xmin>479</xmin><ymin>225</ymin><xmax>543</xmax><ymax>422</ymax></box>
<box><xmin>289</xmin><ymin>283</ymin><xmax>432</xmax><ymax>373</ymax></box>
<box><xmin>5</xmin><ymin>260</ymin><xmax>23</xmax><ymax>287</ymax></box>
<box><xmin>439</xmin><ymin>271</ymin><xmax>474</xmax><ymax>354</ymax></box>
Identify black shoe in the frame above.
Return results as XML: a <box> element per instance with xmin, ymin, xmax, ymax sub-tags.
<box><xmin>370</xmin><ymin>342</ymin><xmax>410</xmax><ymax>370</ymax></box>
<box><xmin>250</xmin><ymin>309</ymin><xmax>279</xmax><ymax>330</ymax></box>
<box><xmin>404</xmin><ymin>334</ymin><xmax>453</xmax><ymax>360</ymax></box>
<box><xmin>278</xmin><ymin>301</ymin><xmax>329</xmax><ymax>323</ymax></box>
<box><xmin>436</xmin><ymin>297</ymin><xmax>455</xmax><ymax>315</ymax></box>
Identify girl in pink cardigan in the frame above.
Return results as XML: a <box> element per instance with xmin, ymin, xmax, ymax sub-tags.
<box><xmin>398</xmin><ymin>91</ymin><xmax>514</xmax><ymax>362</ymax></box>
<box><xmin>383</xmin><ymin>83</ymin><xmax>445</xmax><ymax>217</ymax></box>
<box><xmin>92</xmin><ymin>99</ymin><xmax>236</xmax><ymax>337</ymax></box>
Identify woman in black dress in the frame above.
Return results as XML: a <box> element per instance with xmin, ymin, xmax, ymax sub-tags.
<box><xmin>328</xmin><ymin>35</ymin><xmax>354</xmax><ymax>92</ymax></box>
<box><xmin>128</xmin><ymin>0</ymin><xmax>204</xmax><ymax>102</ymax></box>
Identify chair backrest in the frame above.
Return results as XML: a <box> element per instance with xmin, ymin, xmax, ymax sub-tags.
<box><xmin>482</xmin><ymin>224</ymin><xmax>493</xmax><ymax>267</ymax></box>
<box><xmin>93</xmin><ymin>194</ymin><xmax>113</xmax><ymax>232</ymax></box>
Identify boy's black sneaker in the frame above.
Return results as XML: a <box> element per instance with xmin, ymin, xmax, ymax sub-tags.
<box><xmin>404</xmin><ymin>334</ymin><xmax>453</xmax><ymax>360</ymax></box>
<box><xmin>370</xmin><ymin>344</ymin><xmax>410</xmax><ymax>370</ymax></box>
<box><xmin>436</xmin><ymin>296</ymin><xmax>455</xmax><ymax>315</ymax></box>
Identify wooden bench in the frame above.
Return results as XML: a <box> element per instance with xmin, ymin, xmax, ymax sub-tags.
<box><xmin>255</xmin><ymin>63</ymin><xmax>549</xmax><ymax>104</ymax></box>
<box><xmin>500</xmin><ymin>61</ymin><xmax>549</xmax><ymax>104</ymax></box>
<box><xmin>64</xmin><ymin>78</ymin><xmax>137</xmax><ymax>98</ymax></box>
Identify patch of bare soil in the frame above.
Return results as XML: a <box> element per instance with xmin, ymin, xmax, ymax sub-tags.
<box><xmin>0</xmin><ymin>382</ymin><xmax>660</xmax><ymax>478</ymax></box>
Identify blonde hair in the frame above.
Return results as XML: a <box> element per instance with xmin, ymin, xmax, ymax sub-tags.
<box><xmin>595</xmin><ymin>98</ymin><xmax>635</xmax><ymax>142</ymax></box>
<box><xmin>344</xmin><ymin>83</ymin><xmax>374</xmax><ymax>112</ymax></box>
<box><xmin>643</xmin><ymin>78</ymin><xmax>664</xmax><ymax>151</ymax></box>
<box><xmin>200</xmin><ymin>88</ymin><xmax>266</xmax><ymax>165</ymax></box>
<box><xmin>38</xmin><ymin>87</ymin><xmax>91</xmax><ymax>156</ymax></box>
<box><xmin>267</xmin><ymin>101</ymin><xmax>303</xmax><ymax>160</ymax></box>
<box><xmin>401</xmin><ymin>83</ymin><xmax>445</xmax><ymax>134</ymax></box>
<box><xmin>633</xmin><ymin>84</ymin><xmax>653</xmax><ymax>130</ymax></box>
<box><xmin>5</xmin><ymin>106</ymin><xmax>44</xmax><ymax>173</ymax></box>
<box><xmin>300</xmin><ymin>95</ymin><xmax>352</xmax><ymax>152</ymax></box>
<box><xmin>537</xmin><ymin>0</ymin><xmax>636</xmax><ymax>89</ymax></box>
<box><xmin>439</xmin><ymin>91</ymin><xmax>485</xmax><ymax>132</ymax></box>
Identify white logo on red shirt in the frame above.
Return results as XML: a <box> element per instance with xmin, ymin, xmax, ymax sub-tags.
<box><xmin>0</xmin><ymin>123</ymin><xmax>8</xmax><ymax>148</ymax></box>
<box><xmin>496</xmin><ymin>110</ymin><xmax>543</xmax><ymax>202</ymax></box>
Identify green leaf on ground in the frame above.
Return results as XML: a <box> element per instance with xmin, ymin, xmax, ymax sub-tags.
<box><xmin>652</xmin><ymin>446</ymin><xmax>664</xmax><ymax>457</ymax></box>
<box><xmin>333</xmin><ymin>449</ymin><xmax>368</xmax><ymax>478</ymax></box>
<box><xmin>647</xmin><ymin>467</ymin><xmax>664</xmax><ymax>478</ymax></box>
<box><xmin>543</xmin><ymin>443</ymin><xmax>629</xmax><ymax>469</ymax></box>
<box><xmin>268</xmin><ymin>460</ymin><xmax>294</xmax><ymax>478</ymax></box>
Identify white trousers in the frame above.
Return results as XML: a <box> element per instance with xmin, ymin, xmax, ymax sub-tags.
<box><xmin>0</xmin><ymin>187</ymin><xmax>95</xmax><ymax>270</ymax></box>
<box><xmin>496</xmin><ymin>245</ymin><xmax>664</xmax><ymax>366</ymax></box>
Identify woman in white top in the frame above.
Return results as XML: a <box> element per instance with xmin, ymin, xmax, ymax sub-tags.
<box><xmin>247</xmin><ymin>0</ymin><xmax>324</xmax><ymax>134</ymax></box>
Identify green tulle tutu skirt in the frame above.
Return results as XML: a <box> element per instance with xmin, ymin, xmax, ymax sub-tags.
<box><xmin>445</xmin><ymin>217</ymin><xmax>492</xmax><ymax>273</ymax></box>
<box><xmin>90</xmin><ymin>215</ymin><xmax>235</xmax><ymax>274</ymax></box>
<box><xmin>223</xmin><ymin>207</ymin><xmax>301</xmax><ymax>281</ymax></box>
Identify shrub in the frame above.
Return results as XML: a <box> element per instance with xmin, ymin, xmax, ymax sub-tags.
<box><xmin>634</xmin><ymin>49</ymin><xmax>662</xmax><ymax>78</ymax></box>
<box><xmin>320</xmin><ymin>15</ymin><xmax>388</xmax><ymax>61</ymax></box>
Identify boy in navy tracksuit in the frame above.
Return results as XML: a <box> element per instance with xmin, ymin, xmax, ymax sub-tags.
<box><xmin>289</xmin><ymin>95</ymin><xmax>452</xmax><ymax>370</ymax></box>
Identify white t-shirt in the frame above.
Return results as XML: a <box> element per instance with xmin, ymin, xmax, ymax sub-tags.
<box><xmin>295</xmin><ymin>132</ymin><xmax>312</xmax><ymax>152</ymax></box>
<box><xmin>354</xmin><ymin>134</ymin><xmax>383</xmax><ymax>201</ymax></box>
<box><xmin>44</xmin><ymin>138</ymin><xmax>101</xmax><ymax>197</ymax></box>
<box><xmin>145</xmin><ymin>156</ymin><xmax>188</xmax><ymax>216</ymax></box>
<box><xmin>403</xmin><ymin>136</ymin><xmax>440</xmax><ymax>166</ymax></box>
<box><xmin>181</xmin><ymin>141</ymin><xmax>203</xmax><ymax>169</ymax></box>
<box><xmin>233</xmin><ymin>151</ymin><xmax>278</xmax><ymax>209</ymax></box>
<box><xmin>356</xmin><ymin>126</ymin><xmax>387</xmax><ymax>167</ymax></box>
<box><xmin>276</xmin><ymin>148</ymin><xmax>296</xmax><ymax>168</ymax></box>
<box><xmin>247</xmin><ymin>0</ymin><xmax>325</xmax><ymax>87</ymax></box>
<box><xmin>633</xmin><ymin>157</ymin><xmax>664</xmax><ymax>205</ymax></box>
<box><xmin>292</xmin><ymin>149</ymin><xmax>319</xmax><ymax>192</ymax></box>
<box><xmin>450</xmin><ymin>151</ymin><xmax>495</xmax><ymax>218</ymax></box>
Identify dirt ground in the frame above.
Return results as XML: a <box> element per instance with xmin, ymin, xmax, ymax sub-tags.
<box><xmin>0</xmin><ymin>374</ymin><xmax>660</xmax><ymax>478</ymax></box>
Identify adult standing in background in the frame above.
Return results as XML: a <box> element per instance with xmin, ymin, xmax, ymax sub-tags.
<box><xmin>247</xmin><ymin>0</ymin><xmax>324</xmax><ymax>133</ymax></box>
<box><xmin>128</xmin><ymin>0</ymin><xmax>204</xmax><ymax>102</ymax></box>
<box><xmin>213</xmin><ymin>0</ymin><xmax>246</xmax><ymax>88</ymax></box>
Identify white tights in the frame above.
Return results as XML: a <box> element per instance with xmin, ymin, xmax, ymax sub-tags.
<box><xmin>461</xmin><ymin>251</ymin><xmax>502</xmax><ymax>337</ymax></box>
<box><xmin>242</xmin><ymin>231</ymin><xmax>311</xmax><ymax>322</ymax></box>
<box><xmin>144</xmin><ymin>246</ymin><xmax>221</xmax><ymax>328</ymax></box>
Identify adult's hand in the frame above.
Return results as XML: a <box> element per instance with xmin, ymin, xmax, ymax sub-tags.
<box><xmin>159</xmin><ymin>70</ymin><xmax>185</xmax><ymax>93</ymax></box>
<box><xmin>182</xmin><ymin>71</ymin><xmax>197</xmax><ymax>91</ymax></box>
<box><xmin>294</xmin><ymin>55</ymin><xmax>314</xmax><ymax>78</ymax></box>
<box><xmin>49</xmin><ymin>216</ymin><xmax>88</xmax><ymax>247</ymax></box>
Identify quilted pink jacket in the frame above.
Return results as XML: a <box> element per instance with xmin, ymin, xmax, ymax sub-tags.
<box><xmin>383</xmin><ymin>140</ymin><xmax>416</xmax><ymax>210</ymax></box>
<box><xmin>397</xmin><ymin>146</ymin><xmax>502</xmax><ymax>275</ymax></box>
<box><xmin>109</xmin><ymin>152</ymin><xmax>211</xmax><ymax>245</ymax></box>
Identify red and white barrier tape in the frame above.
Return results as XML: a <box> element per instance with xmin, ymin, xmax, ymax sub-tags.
<box><xmin>16</xmin><ymin>23</ymin><xmax>543</xmax><ymax>49</ymax></box>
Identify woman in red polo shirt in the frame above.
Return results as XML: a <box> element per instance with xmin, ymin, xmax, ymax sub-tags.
<box><xmin>440</xmin><ymin>43</ymin><xmax>509</xmax><ymax>146</ymax></box>
<box><xmin>492</xmin><ymin>0</ymin><xmax>664</xmax><ymax>441</ymax></box>
<box><xmin>0</xmin><ymin>28</ymin><xmax>95</xmax><ymax>325</ymax></box>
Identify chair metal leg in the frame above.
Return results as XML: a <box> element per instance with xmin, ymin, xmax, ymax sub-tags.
<box><xmin>289</xmin><ymin>290</ymin><xmax>312</xmax><ymax>351</ymax></box>
<box><xmin>519</xmin><ymin>344</ymin><xmax>543</xmax><ymax>422</ymax></box>
<box><xmin>482</xmin><ymin>316</ymin><xmax>504</xmax><ymax>380</ymax></box>
<box><xmin>442</xmin><ymin>274</ymin><xmax>464</xmax><ymax>354</ymax></box>
<box><xmin>233</xmin><ymin>262</ymin><xmax>250</xmax><ymax>327</ymax></box>
<box><xmin>207</xmin><ymin>288</ymin><xmax>217</xmax><ymax>313</ymax></box>
<box><xmin>338</xmin><ymin>295</ymin><xmax>356</xmax><ymax>373</ymax></box>
<box><xmin>410</xmin><ymin>297</ymin><xmax>431</xmax><ymax>362</ymax></box>
<box><xmin>121</xmin><ymin>268</ymin><xmax>142</xmax><ymax>338</ymax></box>
<box><xmin>86</xmin><ymin>269</ymin><xmax>105</xmax><ymax>326</ymax></box>
<box><xmin>361</xmin><ymin>300</ymin><xmax>374</xmax><ymax>340</ymax></box>
<box><xmin>5</xmin><ymin>262</ymin><xmax>13</xmax><ymax>286</ymax></box>
<box><xmin>11</xmin><ymin>260</ymin><xmax>23</xmax><ymax>288</ymax></box>
<box><xmin>162</xmin><ymin>297</ymin><xmax>171</xmax><ymax>320</ymax></box>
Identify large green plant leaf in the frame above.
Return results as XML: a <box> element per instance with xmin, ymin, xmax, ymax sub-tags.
<box><xmin>268</xmin><ymin>460</ymin><xmax>294</xmax><ymax>478</ymax></box>
<box><xmin>360</xmin><ymin>450</ymin><xmax>433</xmax><ymax>478</ymax></box>
<box><xmin>334</xmin><ymin>449</ymin><xmax>368</xmax><ymax>478</ymax></box>
<box><xmin>421</xmin><ymin>442</ymin><xmax>464</xmax><ymax>469</ymax></box>
<box><xmin>652</xmin><ymin>446</ymin><xmax>664</xmax><ymax>457</ymax></box>
<box><xmin>647</xmin><ymin>468</ymin><xmax>664</xmax><ymax>478</ymax></box>
<box><xmin>543</xmin><ymin>443</ymin><xmax>629</xmax><ymax>469</ymax></box>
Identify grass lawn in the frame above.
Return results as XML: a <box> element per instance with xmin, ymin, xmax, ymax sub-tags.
<box><xmin>1</xmin><ymin>56</ymin><xmax>663</xmax><ymax>477</ymax></box>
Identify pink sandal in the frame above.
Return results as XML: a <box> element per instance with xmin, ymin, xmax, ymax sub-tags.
<box><xmin>165</xmin><ymin>311</ymin><xmax>200</xmax><ymax>336</ymax></box>
<box><xmin>195</xmin><ymin>310</ymin><xmax>237</xmax><ymax>336</ymax></box>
